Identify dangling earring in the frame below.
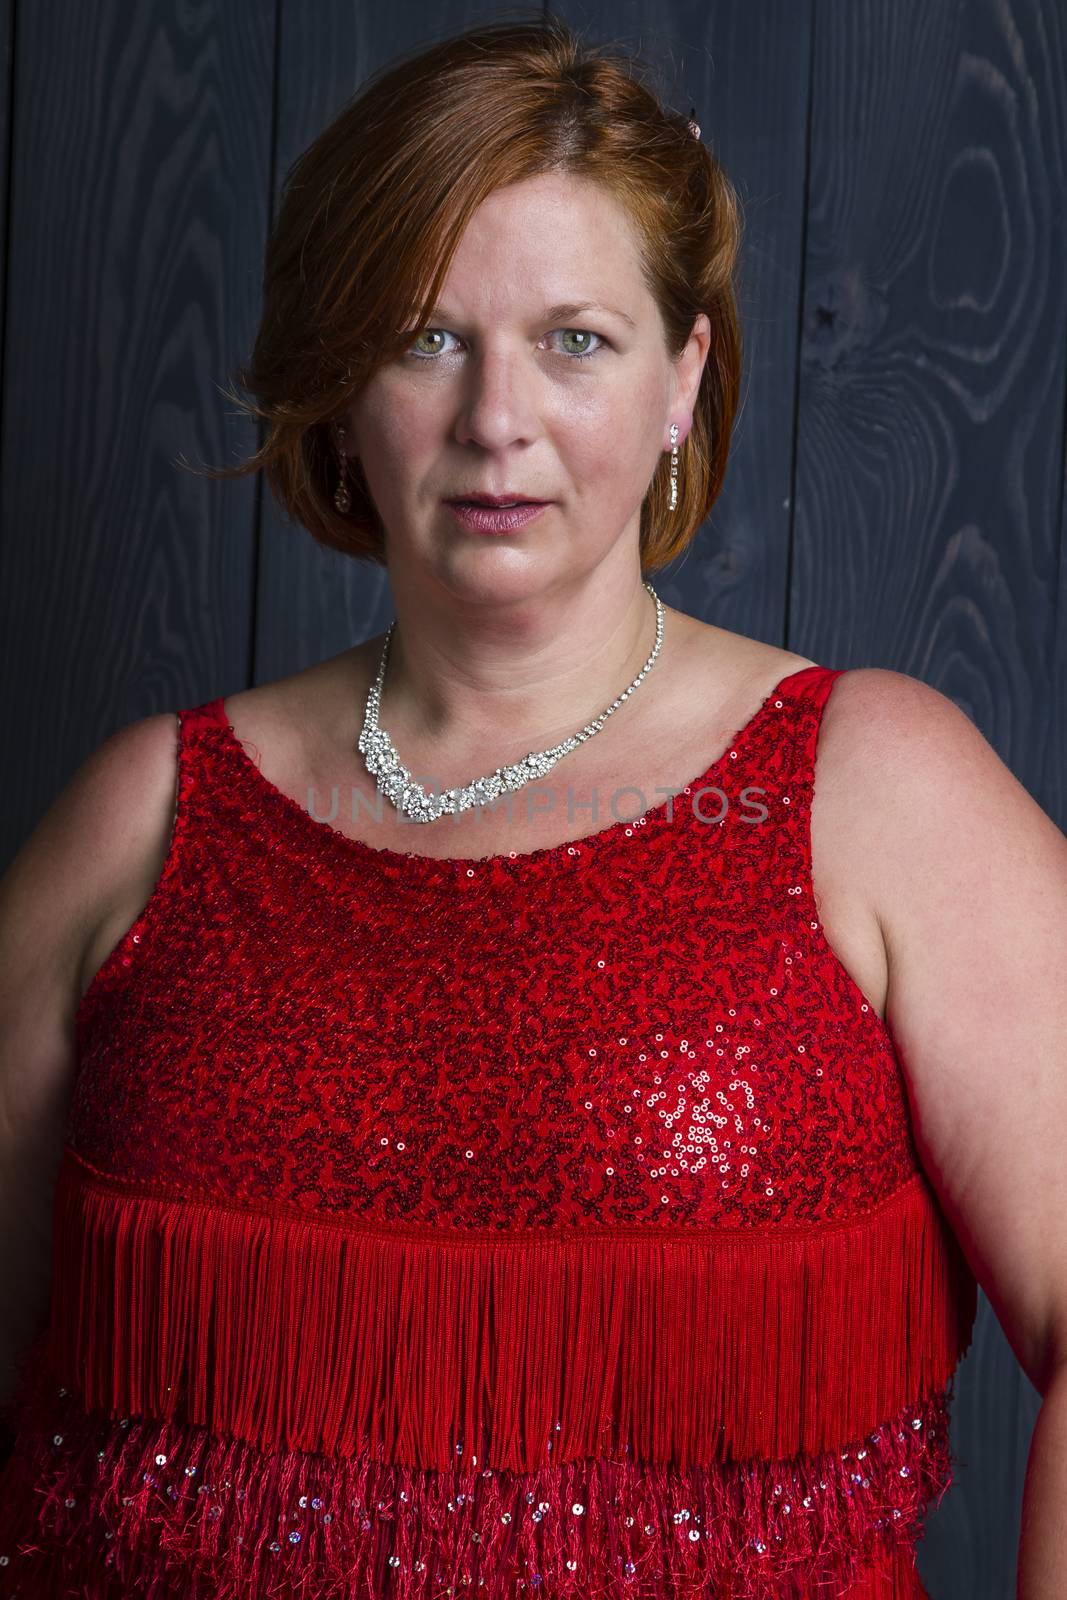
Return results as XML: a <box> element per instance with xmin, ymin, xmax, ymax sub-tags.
<box><xmin>332</xmin><ymin>419</ymin><xmax>352</xmax><ymax>514</ymax></box>
<box><xmin>668</xmin><ymin>423</ymin><xmax>680</xmax><ymax>511</ymax></box>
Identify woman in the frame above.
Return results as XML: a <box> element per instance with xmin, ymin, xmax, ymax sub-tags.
<box><xmin>1</xmin><ymin>16</ymin><xmax>1064</xmax><ymax>1599</ymax></box>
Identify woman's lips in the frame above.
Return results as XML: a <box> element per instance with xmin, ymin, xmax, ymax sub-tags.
<box><xmin>444</xmin><ymin>500</ymin><xmax>550</xmax><ymax>534</ymax></box>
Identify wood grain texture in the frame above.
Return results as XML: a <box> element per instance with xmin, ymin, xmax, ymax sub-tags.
<box><xmin>1</xmin><ymin>1</ymin><xmax>1064</xmax><ymax>1587</ymax></box>
<box><xmin>0</xmin><ymin>0</ymin><xmax>14</xmax><ymax>1476</ymax></box>
<box><xmin>551</xmin><ymin>2</ymin><xmax>1065</xmax><ymax>1594</ymax></box>
<box><xmin>789</xmin><ymin>2</ymin><xmax>1066</xmax><ymax>1593</ymax></box>
<box><xmin>0</xmin><ymin>0</ymin><xmax>11</xmax><ymax>466</ymax></box>
<box><xmin>0</xmin><ymin>2</ymin><xmax>273</xmax><ymax>869</ymax></box>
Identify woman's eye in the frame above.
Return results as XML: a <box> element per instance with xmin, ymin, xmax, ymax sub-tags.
<box><xmin>551</xmin><ymin>328</ymin><xmax>604</xmax><ymax>360</ymax></box>
<box><xmin>407</xmin><ymin>329</ymin><xmax>458</xmax><ymax>358</ymax></box>
<box><xmin>404</xmin><ymin>327</ymin><xmax>606</xmax><ymax>361</ymax></box>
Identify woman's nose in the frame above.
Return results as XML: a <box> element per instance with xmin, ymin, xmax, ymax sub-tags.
<box><xmin>454</xmin><ymin>345</ymin><xmax>540</xmax><ymax>450</ymax></box>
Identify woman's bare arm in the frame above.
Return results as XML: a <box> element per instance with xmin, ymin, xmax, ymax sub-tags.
<box><xmin>0</xmin><ymin>711</ymin><xmax>180</xmax><ymax>1413</ymax></box>
<box><xmin>816</xmin><ymin>668</ymin><xmax>1067</xmax><ymax>1595</ymax></box>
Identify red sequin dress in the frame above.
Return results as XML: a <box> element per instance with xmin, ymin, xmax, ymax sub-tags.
<box><xmin>0</xmin><ymin>663</ymin><xmax>976</xmax><ymax>1599</ymax></box>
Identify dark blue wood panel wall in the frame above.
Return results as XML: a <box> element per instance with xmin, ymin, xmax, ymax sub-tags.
<box><xmin>1</xmin><ymin>4</ymin><xmax>1064</xmax><ymax>1593</ymax></box>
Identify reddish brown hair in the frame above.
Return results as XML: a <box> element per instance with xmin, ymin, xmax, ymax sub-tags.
<box><xmin>194</xmin><ymin>15</ymin><xmax>745</xmax><ymax>573</ymax></box>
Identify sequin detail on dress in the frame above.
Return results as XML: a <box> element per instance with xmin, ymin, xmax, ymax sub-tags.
<box><xmin>0</xmin><ymin>664</ymin><xmax>976</xmax><ymax>1598</ymax></box>
<box><xmin>0</xmin><ymin>1341</ymin><xmax>954</xmax><ymax>1600</ymax></box>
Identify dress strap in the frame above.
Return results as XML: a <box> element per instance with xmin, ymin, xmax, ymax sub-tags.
<box><xmin>766</xmin><ymin>665</ymin><xmax>849</xmax><ymax>889</ymax></box>
<box><xmin>75</xmin><ymin>699</ymin><xmax>230</xmax><ymax>1025</ymax></box>
<box><xmin>180</xmin><ymin>696</ymin><xmax>230</xmax><ymax>733</ymax></box>
<box><xmin>791</xmin><ymin>665</ymin><xmax>848</xmax><ymax>759</ymax></box>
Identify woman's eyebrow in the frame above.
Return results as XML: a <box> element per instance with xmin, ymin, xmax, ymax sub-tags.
<box><xmin>426</xmin><ymin>299</ymin><xmax>638</xmax><ymax>330</ymax></box>
<box><xmin>542</xmin><ymin>300</ymin><xmax>637</xmax><ymax>329</ymax></box>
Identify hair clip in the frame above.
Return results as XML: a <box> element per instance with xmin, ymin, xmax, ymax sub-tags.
<box><xmin>687</xmin><ymin>105</ymin><xmax>701</xmax><ymax>140</ymax></box>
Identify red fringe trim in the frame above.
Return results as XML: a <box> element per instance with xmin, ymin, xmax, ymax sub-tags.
<box><xmin>0</xmin><ymin>1349</ymin><xmax>956</xmax><ymax>1600</ymax></box>
<box><xmin>48</xmin><ymin>1146</ymin><xmax>975</xmax><ymax>1469</ymax></box>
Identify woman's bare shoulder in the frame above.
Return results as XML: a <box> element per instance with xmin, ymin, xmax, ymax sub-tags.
<box><xmin>667</xmin><ymin>613</ymin><xmax>818</xmax><ymax>707</ymax></box>
<box><xmin>805</xmin><ymin>666</ymin><xmax>1012</xmax><ymax>1021</ymax></box>
<box><xmin>0</xmin><ymin>710</ymin><xmax>182</xmax><ymax>1097</ymax></box>
<box><xmin>813</xmin><ymin>665</ymin><xmax>982</xmax><ymax>800</ymax></box>
<box><xmin>74</xmin><ymin>715</ymin><xmax>184</xmax><ymax>1001</ymax></box>
<box><xmin>8</xmin><ymin>715</ymin><xmax>181</xmax><ymax>962</ymax></box>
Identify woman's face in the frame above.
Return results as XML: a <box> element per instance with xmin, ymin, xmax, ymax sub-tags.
<box><xmin>341</xmin><ymin>169</ymin><xmax>710</xmax><ymax>606</ymax></box>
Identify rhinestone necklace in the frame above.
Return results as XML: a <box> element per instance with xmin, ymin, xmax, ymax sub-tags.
<box><xmin>358</xmin><ymin>581</ymin><xmax>665</xmax><ymax>824</ymax></box>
